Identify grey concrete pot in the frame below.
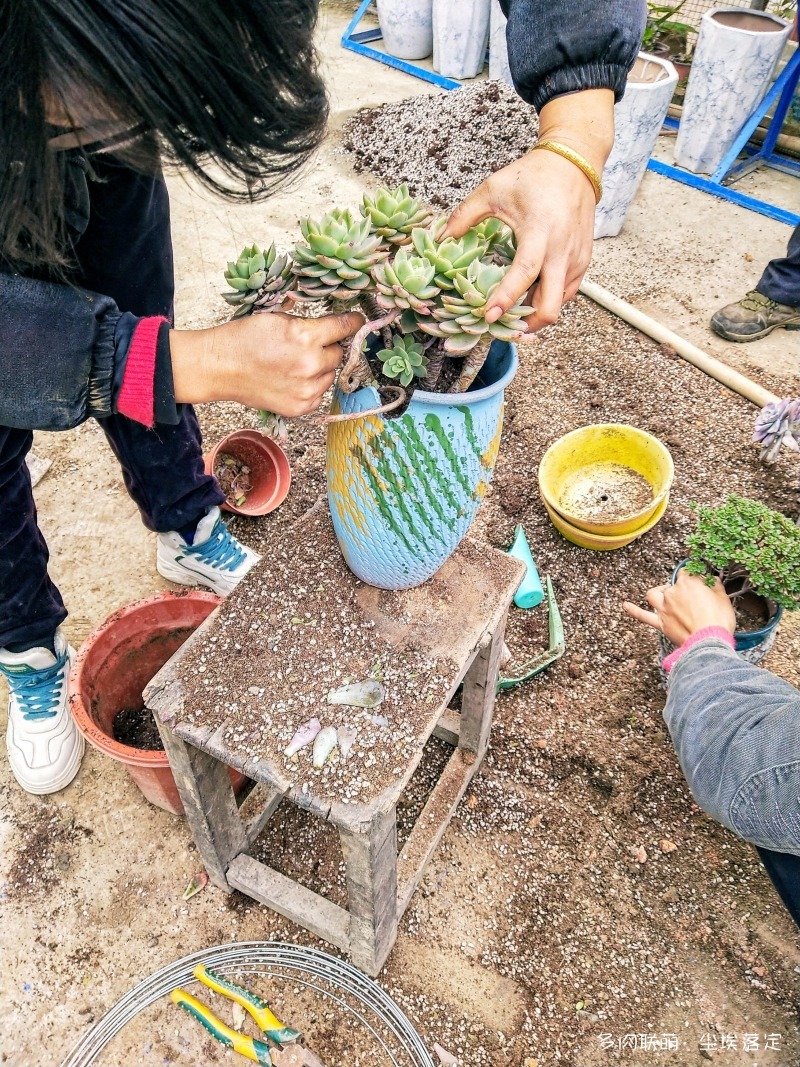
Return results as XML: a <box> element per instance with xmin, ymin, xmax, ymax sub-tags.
<box><xmin>432</xmin><ymin>0</ymin><xmax>490</xmax><ymax>80</ymax></box>
<box><xmin>377</xmin><ymin>0</ymin><xmax>433</xmax><ymax>61</ymax></box>
<box><xmin>674</xmin><ymin>7</ymin><xmax>791</xmax><ymax>174</ymax></box>
<box><xmin>595</xmin><ymin>53</ymin><xmax>678</xmax><ymax>239</ymax></box>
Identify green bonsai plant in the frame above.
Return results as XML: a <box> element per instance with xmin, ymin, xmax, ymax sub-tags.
<box><xmin>221</xmin><ymin>183</ymin><xmax>530</xmax><ymax>434</ymax></box>
<box><xmin>685</xmin><ymin>495</ymin><xmax>800</xmax><ymax>613</ymax></box>
<box><xmin>643</xmin><ymin>0</ymin><xmax>695</xmax><ymax>61</ymax></box>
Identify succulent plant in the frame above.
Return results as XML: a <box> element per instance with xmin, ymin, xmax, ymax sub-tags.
<box><xmin>361</xmin><ymin>184</ymin><xmax>432</xmax><ymax>246</ymax></box>
<box><xmin>292</xmin><ymin>209</ymin><xmax>389</xmax><ymax>303</ymax></box>
<box><xmin>753</xmin><ymin>396</ymin><xmax>800</xmax><ymax>465</ymax></box>
<box><xmin>418</xmin><ymin>259</ymin><xmax>533</xmax><ymax>354</ymax></box>
<box><xmin>377</xmin><ymin>335</ymin><xmax>428</xmax><ymax>387</ymax></box>
<box><xmin>223</xmin><ymin>243</ymin><xmax>295</xmax><ymax>317</ymax></box>
<box><xmin>372</xmin><ymin>248</ymin><xmax>441</xmax><ymax>327</ymax></box>
<box><xmin>410</xmin><ymin>228</ymin><xmax>488</xmax><ymax>290</ymax></box>
<box><xmin>685</xmin><ymin>495</ymin><xmax>800</xmax><ymax>610</ymax></box>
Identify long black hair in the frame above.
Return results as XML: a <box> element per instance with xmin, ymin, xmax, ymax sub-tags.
<box><xmin>0</xmin><ymin>0</ymin><xmax>327</xmax><ymax>272</ymax></box>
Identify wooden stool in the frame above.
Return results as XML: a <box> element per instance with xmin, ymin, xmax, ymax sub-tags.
<box><xmin>146</xmin><ymin>514</ymin><xmax>523</xmax><ymax>976</ymax></box>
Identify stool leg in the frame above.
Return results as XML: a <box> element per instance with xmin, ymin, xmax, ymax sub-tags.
<box><xmin>155</xmin><ymin>722</ymin><xmax>248</xmax><ymax>891</ymax></box>
<box><xmin>459</xmin><ymin>616</ymin><xmax>508</xmax><ymax>759</ymax></box>
<box><xmin>338</xmin><ymin>808</ymin><xmax>398</xmax><ymax>976</ymax></box>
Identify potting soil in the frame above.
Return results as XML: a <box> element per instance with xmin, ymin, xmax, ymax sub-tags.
<box><xmin>112</xmin><ymin>705</ymin><xmax>163</xmax><ymax>751</ymax></box>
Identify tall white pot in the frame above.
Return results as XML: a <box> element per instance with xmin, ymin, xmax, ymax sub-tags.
<box><xmin>595</xmin><ymin>54</ymin><xmax>678</xmax><ymax>239</ymax></box>
<box><xmin>432</xmin><ymin>0</ymin><xmax>491</xmax><ymax>80</ymax></box>
<box><xmin>377</xmin><ymin>0</ymin><xmax>433</xmax><ymax>61</ymax></box>
<box><xmin>674</xmin><ymin>7</ymin><xmax>791</xmax><ymax>175</ymax></box>
<box><xmin>489</xmin><ymin>0</ymin><xmax>513</xmax><ymax>86</ymax></box>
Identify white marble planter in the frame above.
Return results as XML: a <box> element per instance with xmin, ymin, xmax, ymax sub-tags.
<box><xmin>432</xmin><ymin>0</ymin><xmax>491</xmax><ymax>80</ymax></box>
<box><xmin>489</xmin><ymin>0</ymin><xmax>513</xmax><ymax>86</ymax></box>
<box><xmin>595</xmin><ymin>54</ymin><xmax>678</xmax><ymax>239</ymax></box>
<box><xmin>377</xmin><ymin>0</ymin><xmax>433</xmax><ymax>61</ymax></box>
<box><xmin>674</xmin><ymin>7</ymin><xmax>791</xmax><ymax>175</ymax></box>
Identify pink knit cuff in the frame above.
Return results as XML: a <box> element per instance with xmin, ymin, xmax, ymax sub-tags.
<box><xmin>116</xmin><ymin>316</ymin><xmax>168</xmax><ymax>427</ymax></box>
<box><xmin>662</xmin><ymin>626</ymin><xmax>736</xmax><ymax>674</ymax></box>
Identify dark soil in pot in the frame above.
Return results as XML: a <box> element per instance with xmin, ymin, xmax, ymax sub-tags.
<box><xmin>112</xmin><ymin>704</ymin><xmax>163</xmax><ymax>751</ymax></box>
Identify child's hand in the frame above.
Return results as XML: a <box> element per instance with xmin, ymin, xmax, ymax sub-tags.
<box><xmin>623</xmin><ymin>570</ymin><xmax>736</xmax><ymax>647</ymax></box>
<box><xmin>170</xmin><ymin>310</ymin><xmax>365</xmax><ymax>416</ymax></box>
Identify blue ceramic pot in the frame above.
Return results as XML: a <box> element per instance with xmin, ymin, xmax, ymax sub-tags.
<box><xmin>672</xmin><ymin>559</ymin><xmax>783</xmax><ymax>653</ymax></box>
<box><xmin>326</xmin><ymin>340</ymin><xmax>517</xmax><ymax>589</ymax></box>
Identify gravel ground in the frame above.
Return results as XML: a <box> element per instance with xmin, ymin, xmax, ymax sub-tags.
<box><xmin>189</xmin><ymin>291</ymin><xmax>800</xmax><ymax>1066</ymax></box>
<box><xmin>342</xmin><ymin>81</ymin><xmax>539</xmax><ymax>211</ymax></box>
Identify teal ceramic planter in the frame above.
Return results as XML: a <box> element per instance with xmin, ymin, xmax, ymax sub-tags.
<box><xmin>326</xmin><ymin>340</ymin><xmax>517</xmax><ymax>589</ymax></box>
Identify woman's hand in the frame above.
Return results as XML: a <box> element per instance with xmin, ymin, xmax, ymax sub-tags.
<box><xmin>623</xmin><ymin>570</ymin><xmax>736</xmax><ymax>648</ymax></box>
<box><xmin>440</xmin><ymin>88</ymin><xmax>615</xmax><ymax>331</ymax></box>
<box><xmin>169</xmin><ymin>310</ymin><xmax>364</xmax><ymax>416</ymax></box>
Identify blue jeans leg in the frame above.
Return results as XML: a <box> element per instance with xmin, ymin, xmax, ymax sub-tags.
<box><xmin>757</xmin><ymin>223</ymin><xmax>800</xmax><ymax>307</ymax></box>
<box><xmin>0</xmin><ymin>427</ymin><xmax>67</xmax><ymax>649</ymax></box>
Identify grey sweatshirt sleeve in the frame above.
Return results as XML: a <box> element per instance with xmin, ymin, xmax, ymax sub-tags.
<box><xmin>501</xmin><ymin>0</ymin><xmax>647</xmax><ymax>112</ymax></box>
<box><xmin>664</xmin><ymin>641</ymin><xmax>800</xmax><ymax>856</ymax></box>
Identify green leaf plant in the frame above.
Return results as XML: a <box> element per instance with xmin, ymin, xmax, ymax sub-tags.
<box><xmin>685</xmin><ymin>495</ymin><xmax>800</xmax><ymax>611</ymax></box>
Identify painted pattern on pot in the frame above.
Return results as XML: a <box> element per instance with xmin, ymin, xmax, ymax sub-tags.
<box><xmin>432</xmin><ymin>0</ymin><xmax>491</xmax><ymax>80</ymax></box>
<box><xmin>595</xmin><ymin>54</ymin><xmax>678</xmax><ymax>239</ymax></box>
<box><xmin>327</xmin><ymin>341</ymin><xmax>516</xmax><ymax>589</ymax></box>
<box><xmin>377</xmin><ymin>0</ymin><xmax>433</xmax><ymax>61</ymax></box>
<box><xmin>674</xmin><ymin>7</ymin><xmax>791</xmax><ymax>175</ymax></box>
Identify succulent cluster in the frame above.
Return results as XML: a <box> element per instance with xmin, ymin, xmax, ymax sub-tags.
<box><xmin>753</xmin><ymin>397</ymin><xmax>800</xmax><ymax>465</ymax></box>
<box><xmin>223</xmin><ymin>244</ymin><xmax>293</xmax><ymax>318</ymax></box>
<box><xmin>685</xmin><ymin>495</ymin><xmax>800</xmax><ymax>610</ymax></box>
<box><xmin>221</xmin><ymin>183</ymin><xmax>530</xmax><ymax>415</ymax></box>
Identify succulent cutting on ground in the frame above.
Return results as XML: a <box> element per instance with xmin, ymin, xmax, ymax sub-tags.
<box><xmin>221</xmin><ymin>184</ymin><xmax>530</xmax><ymax>431</ymax></box>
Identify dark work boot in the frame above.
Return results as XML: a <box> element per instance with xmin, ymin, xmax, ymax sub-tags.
<box><xmin>711</xmin><ymin>289</ymin><xmax>800</xmax><ymax>342</ymax></box>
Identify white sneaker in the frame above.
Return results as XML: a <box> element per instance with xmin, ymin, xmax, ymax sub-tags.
<box><xmin>0</xmin><ymin>629</ymin><xmax>84</xmax><ymax>795</ymax></box>
<box><xmin>156</xmin><ymin>506</ymin><xmax>261</xmax><ymax>596</ymax></box>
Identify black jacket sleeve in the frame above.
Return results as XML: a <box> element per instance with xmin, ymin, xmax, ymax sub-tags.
<box><xmin>501</xmin><ymin>0</ymin><xmax>647</xmax><ymax>112</ymax></box>
<box><xmin>0</xmin><ymin>270</ymin><xmax>123</xmax><ymax>431</ymax></box>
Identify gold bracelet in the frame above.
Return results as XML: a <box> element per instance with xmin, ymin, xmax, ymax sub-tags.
<box><xmin>532</xmin><ymin>140</ymin><xmax>603</xmax><ymax>204</ymax></box>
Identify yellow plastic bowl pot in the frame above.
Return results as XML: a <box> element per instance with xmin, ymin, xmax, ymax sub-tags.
<box><xmin>543</xmin><ymin>493</ymin><xmax>670</xmax><ymax>551</ymax></box>
<box><xmin>538</xmin><ymin>424</ymin><xmax>674</xmax><ymax>536</ymax></box>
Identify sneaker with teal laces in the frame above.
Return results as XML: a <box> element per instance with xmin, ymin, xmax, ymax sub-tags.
<box><xmin>156</xmin><ymin>506</ymin><xmax>261</xmax><ymax>596</ymax></box>
<box><xmin>0</xmin><ymin>629</ymin><xmax>84</xmax><ymax>795</ymax></box>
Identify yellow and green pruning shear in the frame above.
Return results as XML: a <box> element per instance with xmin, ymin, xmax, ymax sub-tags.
<box><xmin>171</xmin><ymin>964</ymin><xmax>325</xmax><ymax>1066</ymax></box>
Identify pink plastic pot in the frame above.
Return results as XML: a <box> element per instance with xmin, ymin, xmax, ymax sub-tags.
<box><xmin>69</xmin><ymin>591</ymin><xmax>246</xmax><ymax>815</ymax></box>
<box><xmin>204</xmin><ymin>429</ymin><xmax>291</xmax><ymax>516</ymax></box>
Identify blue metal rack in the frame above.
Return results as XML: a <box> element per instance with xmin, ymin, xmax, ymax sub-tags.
<box><xmin>342</xmin><ymin>0</ymin><xmax>799</xmax><ymax>228</ymax></box>
<box><xmin>648</xmin><ymin>48</ymin><xmax>800</xmax><ymax>227</ymax></box>
<box><xmin>341</xmin><ymin>0</ymin><xmax>461</xmax><ymax>91</ymax></box>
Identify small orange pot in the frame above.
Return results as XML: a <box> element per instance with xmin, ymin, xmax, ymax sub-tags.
<box><xmin>204</xmin><ymin>429</ymin><xmax>291</xmax><ymax>516</ymax></box>
<box><xmin>69</xmin><ymin>591</ymin><xmax>246</xmax><ymax>815</ymax></box>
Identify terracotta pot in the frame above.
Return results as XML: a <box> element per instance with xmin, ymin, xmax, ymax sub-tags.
<box><xmin>204</xmin><ymin>429</ymin><xmax>291</xmax><ymax>516</ymax></box>
<box><xmin>69</xmin><ymin>591</ymin><xmax>246</xmax><ymax>815</ymax></box>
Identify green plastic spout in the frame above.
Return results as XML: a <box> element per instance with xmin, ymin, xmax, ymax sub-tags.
<box><xmin>508</xmin><ymin>524</ymin><xmax>543</xmax><ymax>609</ymax></box>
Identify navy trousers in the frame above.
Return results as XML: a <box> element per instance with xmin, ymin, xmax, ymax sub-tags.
<box><xmin>757</xmin><ymin>847</ymin><xmax>800</xmax><ymax>930</ymax></box>
<box><xmin>758</xmin><ymin>222</ymin><xmax>800</xmax><ymax>307</ymax></box>
<box><xmin>0</xmin><ymin>157</ymin><xmax>222</xmax><ymax>650</ymax></box>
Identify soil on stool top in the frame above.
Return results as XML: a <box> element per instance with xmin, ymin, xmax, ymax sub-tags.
<box><xmin>171</xmin><ymin>509</ymin><xmax>459</xmax><ymax>807</ymax></box>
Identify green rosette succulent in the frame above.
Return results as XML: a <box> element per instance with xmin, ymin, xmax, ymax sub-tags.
<box><xmin>372</xmin><ymin>248</ymin><xmax>441</xmax><ymax>327</ymax></box>
<box><xmin>410</xmin><ymin>227</ymin><xmax>488</xmax><ymax>290</ymax></box>
<box><xmin>377</xmin><ymin>335</ymin><xmax>428</xmax><ymax>388</ymax></box>
<box><xmin>418</xmin><ymin>259</ymin><xmax>533</xmax><ymax>354</ymax></box>
<box><xmin>223</xmin><ymin>243</ymin><xmax>294</xmax><ymax>317</ymax></box>
<box><xmin>361</xmin><ymin>184</ymin><xmax>432</xmax><ymax>247</ymax></box>
<box><xmin>292</xmin><ymin>209</ymin><xmax>389</xmax><ymax>302</ymax></box>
